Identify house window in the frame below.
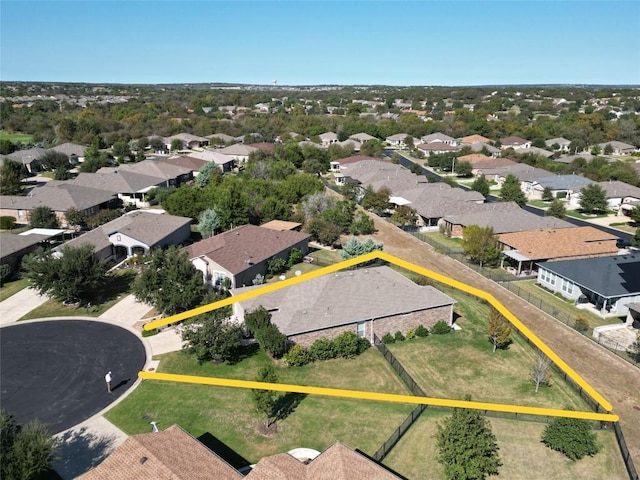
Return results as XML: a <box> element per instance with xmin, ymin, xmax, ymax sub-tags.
<box><xmin>561</xmin><ymin>279</ymin><xmax>573</xmax><ymax>295</ymax></box>
<box><xmin>357</xmin><ymin>321</ymin><xmax>366</xmax><ymax>338</ymax></box>
<box><xmin>213</xmin><ymin>272</ymin><xmax>227</xmax><ymax>286</ymax></box>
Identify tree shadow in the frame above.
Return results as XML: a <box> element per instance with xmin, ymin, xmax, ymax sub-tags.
<box><xmin>227</xmin><ymin>342</ymin><xmax>260</xmax><ymax>365</ymax></box>
<box><xmin>88</xmin><ymin>270</ymin><xmax>136</xmax><ymax>305</ymax></box>
<box><xmin>53</xmin><ymin>426</ymin><xmax>119</xmax><ymax>479</ymax></box>
<box><xmin>196</xmin><ymin>432</ymin><xmax>250</xmax><ymax>470</ymax></box>
<box><xmin>275</xmin><ymin>392</ymin><xmax>307</xmax><ymax>422</ymax></box>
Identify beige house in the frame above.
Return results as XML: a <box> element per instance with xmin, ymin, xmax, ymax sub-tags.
<box><xmin>233</xmin><ymin>265</ymin><xmax>455</xmax><ymax>346</ymax></box>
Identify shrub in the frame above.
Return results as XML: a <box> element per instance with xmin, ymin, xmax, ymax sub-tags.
<box><xmin>310</xmin><ymin>338</ymin><xmax>336</xmax><ymax>360</ymax></box>
<box><xmin>431</xmin><ymin>320</ymin><xmax>451</xmax><ymax>335</ymax></box>
<box><xmin>394</xmin><ymin>330</ymin><xmax>405</xmax><ymax>342</ymax></box>
<box><xmin>259</xmin><ymin>323</ymin><xmax>290</xmax><ymax>358</ymax></box>
<box><xmin>574</xmin><ymin>315</ymin><xmax>590</xmax><ymax>333</ymax></box>
<box><xmin>283</xmin><ymin>344</ymin><xmax>312</xmax><ymax>366</ymax></box>
<box><xmin>287</xmin><ymin>248</ymin><xmax>303</xmax><ymax>268</ymax></box>
<box><xmin>245</xmin><ymin>307</ymin><xmax>271</xmax><ymax>335</ymax></box>
<box><xmin>267</xmin><ymin>256</ymin><xmax>287</xmax><ymax>276</ymax></box>
<box><xmin>0</xmin><ymin>263</ymin><xmax>14</xmax><ymax>285</ymax></box>
<box><xmin>415</xmin><ymin>324</ymin><xmax>429</xmax><ymax>337</ymax></box>
<box><xmin>405</xmin><ymin>328</ymin><xmax>416</xmax><ymax>340</ymax></box>
<box><xmin>333</xmin><ymin>331</ymin><xmax>369</xmax><ymax>359</ymax></box>
<box><xmin>382</xmin><ymin>332</ymin><xmax>396</xmax><ymax>344</ymax></box>
<box><xmin>542</xmin><ymin>417</ymin><xmax>600</xmax><ymax>460</ymax></box>
<box><xmin>141</xmin><ymin>327</ymin><xmax>159</xmax><ymax>337</ymax></box>
<box><xmin>0</xmin><ymin>216</ymin><xmax>16</xmax><ymax>230</ymax></box>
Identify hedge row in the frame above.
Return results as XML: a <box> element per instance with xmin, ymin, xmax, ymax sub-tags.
<box><xmin>283</xmin><ymin>332</ymin><xmax>370</xmax><ymax>366</ymax></box>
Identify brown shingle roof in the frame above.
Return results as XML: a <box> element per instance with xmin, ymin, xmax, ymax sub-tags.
<box><xmin>186</xmin><ymin>224</ymin><xmax>310</xmax><ymax>274</ymax></box>
<box><xmin>461</xmin><ymin>134</ymin><xmax>491</xmax><ymax>144</ymax></box>
<box><xmin>498</xmin><ymin>227</ymin><xmax>619</xmax><ymax>261</ymax></box>
<box><xmin>78</xmin><ymin>424</ymin><xmax>242</xmax><ymax>480</ymax></box>
<box><xmin>246</xmin><ymin>442</ymin><xmax>402</xmax><ymax>479</ymax></box>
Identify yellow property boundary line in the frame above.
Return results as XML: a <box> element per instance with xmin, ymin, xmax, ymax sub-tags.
<box><xmin>142</xmin><ymin>251</ymin><xmax>616</xmax><ymax>419</ymax></box>
<box><xmin>138</xmin><ymin>371</ymin><xmax>618</xmax><ymax>422</ymax></box>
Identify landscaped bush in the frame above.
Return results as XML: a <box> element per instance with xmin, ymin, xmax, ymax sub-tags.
<box><xmin>405</xmin><ymin>328</ymin><xmax>416</xmax><ymax>340</ymax></box>
<box><xmin>431</xmin><ymin>320</ymin><xmax>451</xmax><ymax>335</ymax></box>
<box><xmin>267</xmin><ymin>256</ymin><xmax>287</xmax><ymax>277</ymax></box>
<box><xmin>415</xmin><ymin>324</ymin><xmax>429</xmax><ymax>337</ymax></box>
<box><xmin>283</xmin><ymin>344</ymin><xmax>312</xmax><ymax>366</ymax></box>
<box><xmin>141</xmin><ymin>327</ymin><xmax>159</xmax><ymax>337</ymax></box>
<box><xmin>542</xmin><ymin>416</ymin><xmax>600</xmax><ymax>460</ymax></box>
<box><xmin>0</xmin><ymin>263</ymin><xmax>14</xmax><ymax>285</ymax></box>
<box><xmin>394</xmin><ymin>330</ymin><xmax>405</xmax><ymax>342</ymax></box>
<box><xmin>310</xmin><ymin>337</ymin><xmax>336</xmax><ymax>360</ymax></box>
<box><xmin>258</xmin><ymin>324</ymin><xmax>290</xmax><ymax>358</ymax></box>
<box><xmin>287</xmin><ymin>248</ymin><xmax>303</xmax><ymax>268</ymax></box>
<box><xmin>245</xmin><ymin>307</ymin><xmax>271</xmax><ymax>334</ymax></box>
<box><xmin>333</xmin><ymin>331</ymin><xmax>369</xmax><ymax>359</ymax></box>
<box><xmin>0</xmin><ymin>216</ymin><xmax>16</xmax><ymax>230</ymax></box>
<box><xmin>382</xmin><ymin>332</ymin><xmax>396</xmax><ymax>344</ymax></box>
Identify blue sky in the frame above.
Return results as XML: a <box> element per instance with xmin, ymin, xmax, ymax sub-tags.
<box><xmin>1</xmin><ymin>1</ymin><xmax>639</xmax><ymax>86</ymax></box>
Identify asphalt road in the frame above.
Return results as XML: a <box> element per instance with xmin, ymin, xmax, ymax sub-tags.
<box><xmin>0</xmin><ymin>320</ymin><xmax>146</xmax><ymax>434</ymax></box>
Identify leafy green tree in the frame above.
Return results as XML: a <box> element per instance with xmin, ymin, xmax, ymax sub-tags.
<box><xmin>470</xmin><ymin>175</ymin><xmax>490</xmax><ymax>198</ymax></box>
<box><xmin>29</xmin><ymin>206</ymin><xmax>59</xmax><ymax>228</ymax></box>
<box><xmin>361</xmin><ymin>186</ymin><xmax>391</xmax><ymax>214</ymax></box>
<box><xmin>197</xmin><ymin>208</ymin><xmax>221</xmax><ymax>239</ymax></box>
<box><xmin>79</xmin><ymin>142</ymin><xmax>110</xmax><ymax>173</ymax></box>
<box><xmin>267</xmin><ymin>256</ymin><xmax>287</xmax><ymax>276</ymax></box>
<box><xmin>546</xmin><ymin>199</ymin><xmax>567</xmax><ymax>219</ymax></box>
<box><xmin>133</xmin><ymin>246</ymin><xmax>207</xmax><ymax>315</ymax></box>
<box><xmin>542</xmin><ymin>186</ymin><xmax>554</xmax><ymax>202</ymax></box>
<box><xmin>164</xmin><ymin>186</ymin><xmax>211</xmax><ymax>219</ymax></box>
<box><xmin>436</xmin><ymin>400</ymin><xmax>502</xmax><ymax>479</ymax></box>
<box><xmin>85</xmin><ymin>209</ymin><xmax>121</xmax><ymax>229</ymax></box>
<box><xmin>486</xmin><ymin>308</ymin><xmax>511</xmax><ymax>352</ymax></box>
<box><xmin>252</xmin><ymin>365</ymin><xmax>279</xmax><ymax>429</ymax></box>
<box><xmin>65</xmin><ymin>207</ymin><xmax>87</xmax><ymax>230</ymax></box>
<box><xmin>22</xmin><ymin>245</ymin><xmax>109</xmax><ymax>302</ymax></box>
<box><xmin>390</xmin><ymin>205</ymin><xmax>418</xmax><ymax>228</ymax></box>
<box><xmin>499</xmin><ymin>174</ymin><xmax>526</xmax><ymax>207</ymax></box>
<box><xmin>181</xmin><ymin>312</ymin><xmax>244</xmax><ymax>364</ymax></box>
<box><xmin>350</xmin><ymin>211</ymin><xmax>376</xmax><ymax>235</ymax></box>
<box><xmin>579</xmin><ymin>184</ymin><xmax>607</xmax><ymax>213</ymax></box>
<box><xmin>0</xmin><ymin>138</ymin><xmax>16</xmax><ymax>155</ymax></box>
<box><xmin>542</xmin><ymin>416</ymin><xmax>600</xmax><ymax>460</ymax></box>
<box><xmin>454</xmin><ymin>160</ymin><xmax>473</xmax><ymax>177</ymax></box>
<box><xmin>170</xmin><ymin>139</ymin><xmax>183</xmax><ymax>152</ymax></box>
<box><xmin>462</xmin><ymin>225</ymin><xmax>501</xmax><ymax>268</ymax></box>
<box><xmin>360</xmin><ymin>138</ymin><xmax>385</xmax><ymax>157</ymax></box>
<box><xmin>195</xmin><ymin>162</ymin><xmax>222</xmax><ymax>187</ymax></box>
<box><xmin>306</xmin><ymin>217</ymin><xmax>341</xmax><ymax>246</ymax></box>
<box><xmin>603</xmin><ymin>143</ymin><xmax>614</xmax><ymax>155</ymax></box>
<box><xmin>0</xmin><ymin>410</ymin><xmax>57</xmax><ymax>480</ymax></box>
<box><xmin>632</xmin><ymin>228</ymin><xmax>640</xmax><ymax>248</ymax></box>
<box><xmin>340</xmin><ymin>236</ymin><xmax>384</xmax><ymax>260</ymax></box>
<box><xmin>0</xmin><ymin>159</ymin><xmax>24</xmax><ymax>195</ymax></box>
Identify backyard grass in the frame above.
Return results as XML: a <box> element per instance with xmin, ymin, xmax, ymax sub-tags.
<box><xmin>0</xmin><ymin>277</ymin><xmax>29</xmax><ymax>302</ymax></box>
<box><xmin>566</xmin><ymin>210</ymin><xmax>614</xmax><ymax>220</ymax></box>
<box><xmin>609</xmin><ymin>221</ymin><xmax>636</xmax><ymax>234</ymax></box>
<box><xmin>510</xmin><ymin>280</ymin><xmax>621</xmax><ymax>330</ymax></box>
<box><xmin>422</xmin><ymin>232</ymin><xmax>463</xmax><ymax>253</ymax></box>
<box><xmin>0</xmin><ymin>130</ymin><xmax>33</xmax><ymax>143</ymax></box>
<box><xmin>105</xmin><ymin>348</ymin><xmax>413</xmax><ymax>464</ymax></box>
<box><xmin>19</xmin><ymin>269</ymin><xmax>137</xmax><ymax>320</ymax></box>
<box><xmin>387</xmin><ymin>291</ymin><xmax>591</xmax><ymax>411</ymax></box>
<box><xmin>384</xmin><ymin>411</ymin><xmax>628</xmax><ymax>480</ymax></box>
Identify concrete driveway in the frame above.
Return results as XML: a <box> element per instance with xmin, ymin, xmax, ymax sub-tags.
<box><xmin>0</xmin><ymin>287</ymin><xmax>49</xmax><ymax>325</ymax></box>
<box><xmin>99</xmin><ymin>294</ymin><xmax>154</xmax><ymax>328</ymax></box>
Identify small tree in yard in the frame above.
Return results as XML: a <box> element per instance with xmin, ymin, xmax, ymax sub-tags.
<box><xmin>499</xmin><ymin>174</ymin><xmax>526</xmax><ymax>207</ymax></box>
<box><xmin>197</xmin><ymin>208</ymin><xmax>221</xmax><ymax>238</ymax></box>
<box><xmin>628</xmin><ymin>205</ymin><xmax>640</xmax><ymax>225</ymax></box>
<box><xmin>252</xmin><ymin>365</ymin><xmax>279</xmax><ymax>430</ymax></box>
<box><xmin>340</xmin><ymin>236</ymin><xmax>384</xmax><ymax>260</ymax></box>
<box><xmin>486</xmin><ymin>308</ymin><xmax>511</xmax><ymax>352</ymax></box>
<box><xmin>546</xmin><ymin>199</ymin><xmax>567</xmax><ymax>219</ymax></box>
<box><xmin>29</xmin><ymin>206</ymin><xmax>59</xmax><ymax>229</ymax></box>
<box><xmin>1</xmin><ymin>410</ymin><xmax>57</xmax><ymax>480</ymax></box>
<box><xmin>435</xmin><ymin>399</ymin><xmax>502</xmax><ymax>480</ymax></box>
<box><xmin>531</xmin><ymin>352</ymin><xmax>551</xmax><ymax>392</ymax></box>
<box><xmin>542</xmin><ymin>186</ymin><xmax>554</xmax><ymax>202</ymax></box>
<box><xmin>542</xmin><ymin>416</ymin><xmax>600</xmax><ymax>460</ymax></box>
<box><xmin>579</xmin><ymin>184</ymin><xmax>607</xmax><ymax>213</ymax></box>
<box><xmin>181</xmin><ymin>311</ymin><xmax>244</xmax><ymax>364</ymax></box>
<box><xmin>462</xmin><ymin>225</ymin><xmax>501</xmax><ymax>268</ymax></box>
<box><xmin>471</xmin><ymin>175</ymin><xmax>490</xmax><ymax>198</ymax></box>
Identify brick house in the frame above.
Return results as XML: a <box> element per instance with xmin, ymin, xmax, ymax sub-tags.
<box><xmin>233</xmin><ymin>265</ymin><xmax>455</xmax><ymax>346</ymax></box>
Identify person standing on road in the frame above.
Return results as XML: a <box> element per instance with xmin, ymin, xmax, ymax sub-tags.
<box><xmin>105</xmin><ymin>371</ymin><xmax>112</xmax><ymax>392</ymax></box>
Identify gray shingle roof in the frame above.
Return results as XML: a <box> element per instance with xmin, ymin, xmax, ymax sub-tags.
<box><xmin>74</xmin><ymin>169</ymin><xmax>166</xmax><ymax>193</ymax></box>
<box><xmin>598</xmin><ymin>180</ymin><xmax>640</xmax><ymax>200</ymax></box>
<box><xmin>533</xmin><ymin>174</ymin><xmax>594</xmax><ymax>190</ymax></box>
<box><xmin>0</xmin><ymin>183</ymin><xmax>116</xmax><ymax>212</ymax></box>
<box><xmin>49</xmin><ymin>142</ymin><xmax>87</xmax><ymax>157</ymax></box>
<box><xmin>236</xmin><ymin>266</ymin><xmax>455</xmax><ymax>336</ymax></box>
<box><xmin>537</xmin><ymin>254</ymin><xmax>640</xmax><ymax>298</ymax></box>
<box><xmin>444</xmin><ymin>202</ymin><xmax>574</xmax><ymax>234</ymax></box>
<box><xmin>0</xmin><ymin>232</ymin><xmax>48</xmax><ymax>258</ymax></box>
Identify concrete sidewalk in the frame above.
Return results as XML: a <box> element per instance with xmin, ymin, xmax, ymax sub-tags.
<box><xmin>99</xmin><ymin>294</ymin><xmax>155</xmax><ymax>327</ymax></box>
<box><xmin>0</xmin><ymin>287</ymin><xmax>49</xmax><ymax>326</ymax></box>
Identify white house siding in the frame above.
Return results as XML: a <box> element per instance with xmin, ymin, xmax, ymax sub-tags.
<box><xmin>536</xmin><ymin>268</ymin><xmax>581</xmax><ymax>302</ymax></box>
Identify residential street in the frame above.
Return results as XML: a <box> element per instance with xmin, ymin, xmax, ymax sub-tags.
<box><xmin>363</xmin><ymin>209</ymin><xmax>640</xmax><ymax>468</ymax></box>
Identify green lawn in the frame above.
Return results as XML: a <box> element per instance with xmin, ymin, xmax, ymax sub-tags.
<box><xmin>0</xmin><ymin>277</ymin><xmax>29</xmax><ymax>302</ymax></box>
<box><xmin>0</xmin><ymin>130</ymin><xmax>33</xmax><ymax>143</ymax></box>
<box><xmin>565</xmin><ymin>210</ymin><xmax>614</xmax><ymax>220</ymax></box>
<box><xmin>19</xmin><ymin>270</ymin><xmax>137</xmax><ymax>320</ymax></box>
<box><xmin>384</xmin><ymin>411</ymin><xmax>628</xmax><ymax>480</ymax></box>
<box><xmin>105</xmin><ymin>348</ymin><xmax>413</xmax><ymax>463</ymax></box>
<box><xmin>388</xmin><ymin>291</ymin><xmax>591</xmax><ymax>411</ymax></box>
